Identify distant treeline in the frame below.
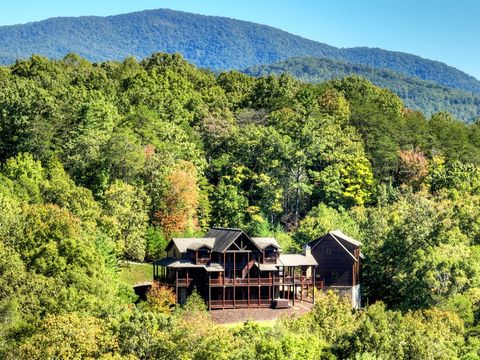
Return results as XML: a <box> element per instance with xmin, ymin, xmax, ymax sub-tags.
<box><xmin>244</xmin><ymin>56</ymin><xmax>480</xmax><ymax>122</ymax></box>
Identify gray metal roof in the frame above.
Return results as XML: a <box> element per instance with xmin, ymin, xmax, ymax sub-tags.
<box><xmin>278</xmin><ymin>254</ymin><xmax>318</xmax><ymax>266</ymax></box>
<box><xmin>187</xmin><ymin>242</ymin><xmax>213</xmax><ymax>251</ymax></box>
<box><xmin>168</xmin><ymin>228</ymin><xmax>266</xmax><ymax>254</ymax></box>
<box><xmin>251</xmin><ymin>237</ymin><xmax>281</xmax><ymax>250</ymax></box>
<box><xmin>153</xmin><ymin>257</ymin><xmax>205</xmax><ymax>268</ymax></box>
<box><xmin>205</xmin><ymin>263</ymin><xmax>225</xmax><ymax>272</ymax></box>
<box><xmin>153</xmin><ymin>258</ymin><xmax>224</xmax><ymax>272</ymax></box>
<box><xmin>259</xmin><ymin>263</ymin><xmax>279</xmax><ymax>271</ymax></box>
<box><xmin>169</xmin><ymin>238</ymin><xmax>215</xmax><ymax>253</ymax></box>
<box><xmin>205</xmin><ymin>227</ymin><xmax>245</xmax><ymax>252</ymax></box>
<box><xmin>330</xmin><ymin>230</ymin><xmax>362</xmax><ymax>246</ymax></box>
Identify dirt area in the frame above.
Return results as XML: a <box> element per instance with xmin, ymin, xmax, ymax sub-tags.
<box><xmin>210</xmin><ymin>302</ymin><xmax>313</xmax><ymax>324</ymax></box>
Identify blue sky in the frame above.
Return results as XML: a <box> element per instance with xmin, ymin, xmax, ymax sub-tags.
<box><xmin>1</xmin><ymin>0</ymin><xmax>479</xmax><ymax>79</ymax></box>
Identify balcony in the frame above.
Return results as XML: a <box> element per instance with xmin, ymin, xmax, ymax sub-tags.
<box><xmin>209</xmin><ymin>275</ymin><xmax>313</xmax><ymax>286</ymax></box>
<box><xmin>155</xmin><ymin>275</ymin><xmax>318</xmax><ymax>287</ymax></box>
<box><xmin>209</xmin><ymin>299</ymin><xmax>272</xmax><ymax>309</ymax></box>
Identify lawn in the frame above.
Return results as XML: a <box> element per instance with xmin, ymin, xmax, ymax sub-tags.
<box><xmin>119</xmin><ymin>262</ymin><xmax>153</xmax><ymax>286</ymax></box>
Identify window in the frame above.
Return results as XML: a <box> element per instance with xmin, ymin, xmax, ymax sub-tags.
<box><xmin>332</xmin><ymin>271</ymin><xmax>338</xmax><ymax>282</ymax></box>
<box><xmin>326</xmin><ymin>247</ymin><xmax>332</xmax><ymax>255</ymax></box>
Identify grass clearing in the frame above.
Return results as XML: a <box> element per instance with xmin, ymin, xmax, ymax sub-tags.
<box><xmin>119</xmin><ymin>262</ymin><xmax>153</xmax><ymax>286</ymax></box>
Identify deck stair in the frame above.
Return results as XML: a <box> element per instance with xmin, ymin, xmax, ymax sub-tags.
<box><xmin>241</xmin><ymin>260</ymin><xmax>255</xmax><ymax>278</ymax></box>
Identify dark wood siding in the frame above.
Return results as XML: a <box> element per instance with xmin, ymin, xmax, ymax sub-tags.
<box><xmin>311</xmin><ymin>234</ymin><xmax>356</xmax><ymax>287</ymax></box>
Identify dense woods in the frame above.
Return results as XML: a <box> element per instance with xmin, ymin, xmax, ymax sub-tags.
<box><xmin>1</xmin><ymin>53</ymin><xmax>480</xmax><ymax>359</ymax></box>
<box><xmin>245</xmin><ymin>56</ymin><xmax>480</xmax><ymax>122</ymax></box>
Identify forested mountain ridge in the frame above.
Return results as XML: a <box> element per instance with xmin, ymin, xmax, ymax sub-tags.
<box><xmin>1</xmin><ymin>8</ymin><xmax>480</xmax><ymax>95</ymax></box>
<box><xmin>2</xmin><ymin>52</ymin><xmax>480</xmax><ymax>358</ymax></box>
<box><xmin>244</xmin><ymin>56</ymin><xmax>480</xmax><ymax>121</ymax></box>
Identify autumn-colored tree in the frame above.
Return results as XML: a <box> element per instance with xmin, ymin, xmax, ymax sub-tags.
<box><xmin>397</xmin><ymin>149</ymin><xmax>429</xmax><ymax>188</ymax></box>
<box><xmin>154</xmin><ymin>161</ymin><xmax>200</xmax><ymax>237</ymax></box>
<box><xmin>146</xmin><ymin>282</ymin><xmax>176</xmax><ymax>314</ymax></box>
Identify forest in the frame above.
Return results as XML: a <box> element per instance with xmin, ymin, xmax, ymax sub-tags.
<box><xmin>1</xmin><ymin>52</ymin><xmax>480</xmax><ymax>359</ymax></box>
<box><xmin>1</xmin><ymin>8</ymin><xmax>480</xmax><ymax>96</ymax></box>
<box><xmin>244</xmin><ymin>56</ymin><xmax>480</xmax><ymax>122</ymax></box>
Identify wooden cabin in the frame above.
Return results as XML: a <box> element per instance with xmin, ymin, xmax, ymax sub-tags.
<box><xmin>307</xmin><ymin>230</ymin><xmax>362</xmax><ymax>308</ymax></box>
<box><xmin>153</xmin><ymin>228</ymin><xmax>319</xmax><ymax>309</ymax></box>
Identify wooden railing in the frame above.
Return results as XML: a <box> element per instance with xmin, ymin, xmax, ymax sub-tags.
<box><xmin>177</xmin><ymin>278</ymin><xmax>193</xmax><ymax>286</ymax></box>
<box><xmin>157</xmin><ymin>276</ymin><xmax>316</xmax><ymax>287</ymax></box>
<box><xmin>209</xmin><ymin>276</ymin><xmax>313</xmax><ymax>286</ymax></box>
<box><xmin>209</xmin><ymin>299</ymin><xmax>272</xmax><ymax>308</ymax></box>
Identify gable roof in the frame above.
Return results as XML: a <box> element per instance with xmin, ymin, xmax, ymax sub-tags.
<box><xmin>330</xmin><ymin>230</ymin><xmax>362</xmax><ymax>247</ymax></box>
<box><xmin>187</xmin><ymin>242</ymin><xmax>213</xmax><ymax>251</ymax></box>
<box><xmin>307</xmin><ymin>230</ymin><xmax>362</xmax><ymax>261</ymax></box>
<box><xmin>251</xmin><ymin>237</ymin><xmax>281</xmax><ymax>250</ymax></box>
<box><xmin>166</xmin><ymin>229</ymin><xmax>275</xmax><ymax>254</ymax></box>
<box><xmin>206</xmin><ymin>227</ymin><xmax>262</xmax><ymax>252</ymax></box>
<box><xmin>168</xmin><ymin>238</ymin><xmax>215</xmax><ymax>253</ymax></box>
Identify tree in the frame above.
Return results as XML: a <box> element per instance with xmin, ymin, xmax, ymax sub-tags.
<box><xmin>102</xmin><ymin>180</ymin><xmax>150</xmax><ymax>261</ymax></box>
<box><xmin>14</xmin><ymin>313</ymin><xmax>117</xmax><ymax>360</ymax></box>
<box><xmin>397</xmin><ymin>149</ymin><xmax>429</xmax><ymax>189</ymax></box>
<box><xmin>294</xmin><ymin>203</ymin><xmax>361</xmax><ymax>244</ymax></box>
<box><xmin>145</xmin><ymin>283</ymin><xmax>176</xmax><ymax>314</ymax></box>
<box><xmin>210</xmin><ymin>178</ymin><xmax>248</xmax><ymax>228</ymax></box>
<box><xmin>153</xmin><ymin>161</ymin><xmax>200</xmax><ymax>237</ymax></box>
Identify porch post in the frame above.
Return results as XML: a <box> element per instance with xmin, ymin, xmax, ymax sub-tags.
<box><xmin>301</xmin><ymin>274</ymin><xmax>304</xmax><ymax>302</ymax></box>
<box><xmin>175</xmin><ymin>269</ymin><xmax>179</xmax><ymax>303</ymax></box>
<box><xmin>247</xmin><ymin>252</ymin><xmax>250</xmax><ymax>284</ymax></box>
<box><xmin>312</xmin><ymin>266</ymin><xmax>316</xmax><ymax>304</ymax></box>
<box><xmin>271</xmin><ymin>272</ymin><xmax>274</xmax><ymax>304</ymax></box>
<box><xmin>292</xmin><ymin>267</ymin><xmax>295</xmax><ymax>306</ymax></box>
<box><xmin>208</xmin><ymin>273</ymin><xmax>211</xmax><ymax>310</ymax></box>
<box><xmin>223</xmin><ymin>286</ymin><xmax>225</xmax><ymax>309</ymax></box>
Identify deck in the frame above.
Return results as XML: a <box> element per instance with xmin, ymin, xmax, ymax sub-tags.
<box><xmin>211</xmin><ymin>301</ymin><xmax>314</xmax><ymax>324</ymax></box>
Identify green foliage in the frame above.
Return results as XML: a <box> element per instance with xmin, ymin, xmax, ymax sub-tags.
<box><xmin>245</xmin><ymin>57</ymin><xmax>480</xmax><ymax>122</ymax></box>
<box><xmin>2</xmin><ymin>8</ymin><xmax>480</xmax><ymax>99</ymax></box>
<box><xmin>102</xmin><ymin>180</ymin><xmax>150</xmax><ymax>261</ymax></box>
<box><xmin>145</xmin><ymin>283</ymin><xmax>176</xmax><ymax>315</ymax></box>
<box><xmin>295</xmin><ymin>203</ymin><xmax>361</xmax><ymax>244</ymax></box>
<box><xmin>12</xmin><ymin>313</ymin><xmax>117</xmax><ymax>360</ymax></box>
<box><xmin>1</xmin><ymin>51</ymin><xmax>480</xmax><ymax>359</ymax></box>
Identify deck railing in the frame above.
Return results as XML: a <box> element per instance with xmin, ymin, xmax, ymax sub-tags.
<box><xmin>209</xmin><ymin>276</ymin><xmax>313</xmax><ymax>286</ymax></box>
<box><xmin>209</xmin><ymin>299</ymin><xmax>272</xmax><ymax>308</ymax></box>
<box><xmin>155</xmin><ymin>276</ymin><xmax>318</xmax><ymax>287</ymax></box>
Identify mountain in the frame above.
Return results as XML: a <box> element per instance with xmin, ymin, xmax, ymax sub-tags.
<box><xmin>244</xmin><ymin>57</ymin><xmax>480</xmax><ymax>122</ymax></box>
<box><xmin>0</xmin><ymin>8</ymin><xmax>480</xmax><ymax>95</ymax></box>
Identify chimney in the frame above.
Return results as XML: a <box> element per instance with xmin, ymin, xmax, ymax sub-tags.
<box><xmin>304</xmin><ymin>244</ymin><xmax>311</xmax><ymax>257</ymax></box>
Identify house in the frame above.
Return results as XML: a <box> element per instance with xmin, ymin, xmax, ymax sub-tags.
<box><xmin>153</xmin><ymin>227</ymin><xmax>318</xmax><ymax>309</ymax></box>
<box><xmin>307</xmin><ymin>230</ymin><xmax>363</xmax><ymax>308</ymax></box>
<box><xmin>153</xmin><ymin>227</ymin><xmax>362</xmax><ymax>309</ymax></box>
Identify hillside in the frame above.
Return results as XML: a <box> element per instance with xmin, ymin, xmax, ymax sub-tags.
<box><xmin>0</xmin><ymin>8</ymin><xmax>480</xmax><ymax>95</ymax></box>
<box><xmin>244</xmin><ymin>57</ymin><xmax>480</xmax><ymax>122</ymax></box>
<box><xmin>2</xmin><ymin>53</ymin><xmax>480</xmax><ymax>358</ymax></box>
